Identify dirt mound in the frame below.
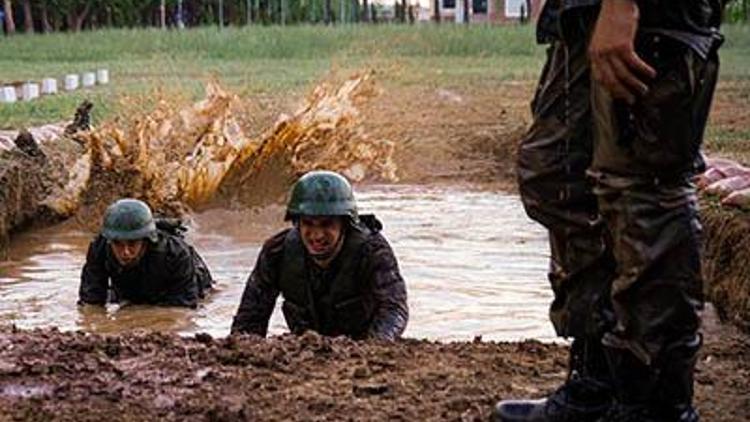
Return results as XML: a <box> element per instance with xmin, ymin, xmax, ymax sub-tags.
<box><xmin>0</xmin><ymin>133</ymin><xmax>85</xmax><ymax>259</ymax></box>
<box><xmin>361</xmin><ymin>82</ymin><xmax>531</xmax><ymax>190</ymax></box>
<box><xmin>701</xmin><ymin>202</ymin><xmax>750</xmax><ymax>331</ymax></box>
<box><xmin>0</xmin><ymin>327</ymin><xmax>566</xmax><ymax>421</ymax></box>
<box><xmin>0</xmin><ymin>314</ymin><xmax>747</xmax><ymax>422</ymax></box>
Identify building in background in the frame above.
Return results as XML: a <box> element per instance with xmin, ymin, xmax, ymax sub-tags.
<box><xmin>427</xmin><ymin>0</ymin><xmax>544</xmax><ymax>23</ymax></box>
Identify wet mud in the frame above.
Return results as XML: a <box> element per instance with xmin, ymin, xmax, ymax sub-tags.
<box><xmin>0</xmin><ymin>304</ymin><xmax>747</xmax><ymax>422</ymax></box>
<box><xmin>0</xmin><ymin>134</ymin><xmax>84</xmax><ymax>260</ymax></box>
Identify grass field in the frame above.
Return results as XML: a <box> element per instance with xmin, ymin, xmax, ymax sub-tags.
<box><xmin>0</xmin><ymin>25</ymin><xmax>542</xmax><ymax>127</ymax></box>
<box><xmin>1</xmin><ymin>24</ymin><xmax>749</xmax><ymax>161</ymax></box>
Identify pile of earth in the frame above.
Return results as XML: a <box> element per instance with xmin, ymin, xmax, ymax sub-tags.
<box><xmin>0</xmin><ymin>304</ymin><xmax>747</xmax><ymax>421</ymax></box>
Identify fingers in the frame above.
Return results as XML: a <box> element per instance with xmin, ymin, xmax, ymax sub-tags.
<box><xmin>591</xmin><ymin>49</ymin><xmax>654</xmax><ymax>104</ymax></box>
<box><xmin>592</xmin><ymin>56</ymin><xmax>634</xmax><ymax>104</ymax></box>
<box><xmin>609</xmin><ymin>55</ymin><xmax>649</xmax><ymax>97</ymax></box>
<box><xmin>623</xmin><ymin>50</ymin><xmax>657</xmax><ymax>80</ymax></box>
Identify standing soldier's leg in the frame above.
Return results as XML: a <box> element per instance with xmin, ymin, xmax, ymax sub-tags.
<box><xmin>589</xmin><ymin>35</ymin><xmax>720</xmax><ymax>421</ymax></box>
<box><xmin>493</xmin><ymin>27</ymin><xmax>616</xmax><ymax>422</ymax></box>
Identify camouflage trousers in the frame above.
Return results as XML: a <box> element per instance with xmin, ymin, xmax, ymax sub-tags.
<box><xmin>517</xmin><ymin>29</ymin><xmax>719</xmax><ymax>365</ymax></box>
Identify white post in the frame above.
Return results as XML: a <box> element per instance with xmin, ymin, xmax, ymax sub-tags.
<box><xmin>0</xmin><ymin>86</ymin><xmax>18</xmax><ymax>103</ymax></box>
<box><xmin>42</xmin><ymin>78</ymin><xmax>58</xmax><ymax>95</ymax></box>
<box><xmin>96</xmin><ymin>69</ymin><xmax>110</xmax><ymax>85</ymax></box>
<box><xmin>21</xmin><ymin>83</ymin><xmax>40</xmax><ymax>101</ymax></box>
<box><xmin>82</xmin><ymin>72</ymin><xmax>97</xmax><ymax>88</ymax></box>
<box><xmin>456</xmin><ymin>0</ymin><xmax>464</xmax><ymax>23</ymax></box>
<box><xmin>64</xmin><ymin>74</ymin><xmax>80</xmax><ymax>91</ymax></box>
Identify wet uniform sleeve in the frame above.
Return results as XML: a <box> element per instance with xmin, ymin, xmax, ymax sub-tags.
<box><xmin>163</xmin><ymin>240</ymin><xmax>200</xmax><ymax>309</ymax></box>
<box><xmin>364</xmin><ymin>234</ymin><xmax>409</xmax><ymax>341</ymax></box>
<box><xmin>78</xmin><ymin>236</ymin><xmax>109</xmax><ymax>305</ymax></box>
<box><xmin>79</xmin><ymin>236</ymin><xmax>110</xmax><ymax>306</ymax></box>
<box><xmin>230</xmin><ymin>232</ymin><xmax>285</xmax><ymax>337</ymax></box>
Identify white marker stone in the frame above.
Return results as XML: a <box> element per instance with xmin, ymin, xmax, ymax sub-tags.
<box><xmin>41</xmin><ymin>78</ymin><xmax>58</xmax><ymax>95</ymax></box>
<box><xmin>82</xmin><ymin>72</ymin><xmax>96</xmax><ymax>88</ymax></box>
<box><xmin>0</xmin><ymin>86</ymin><xmax>17</xmax><ymax>103</ymax></box>
<box><xmin>64</xmin><ymin>74</ymin><xmax>80</xmax><ymax>91</ymax></box>
<box><xmin>96</xmin><ymin>69</ymin><xmax>109</xmax><ymax>85</ymax></box>
<box><xmin>22</xmin><ymin>83</ymin><xmax>40</xmax><ymax>101</ymax></box>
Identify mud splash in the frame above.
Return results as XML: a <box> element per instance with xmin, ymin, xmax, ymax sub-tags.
<box><xmin>76</xmin><ymin>72</ymin><xmax>397</xmax><ymax>222</ymax></box>
<box><xmin>1</xmin><ymin>71</ymin><xmax>398</xmax><ymax>252</ymax></box>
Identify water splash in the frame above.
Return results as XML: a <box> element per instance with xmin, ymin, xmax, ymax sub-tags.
<box><xmin>74</xmin><ymin>71</ymin><xmax>396</xmax><ymax>218</ymax></box>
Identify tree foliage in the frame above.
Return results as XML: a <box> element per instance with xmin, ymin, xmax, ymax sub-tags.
<box><xmin>1</xmin><ymin>0</ymin><xmax>412</xmax><ymax>33</ymax></box>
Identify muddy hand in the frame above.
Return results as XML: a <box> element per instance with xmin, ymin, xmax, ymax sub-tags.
<box><xmin>589</xmin><ymin>0</ymin><xmax>656</xmax><ymax>104</ymax></box>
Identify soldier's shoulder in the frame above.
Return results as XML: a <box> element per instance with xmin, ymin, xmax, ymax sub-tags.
<box><xmin>359</xmin><ymin>214</ymin><xmax>383</xmax><ymax>233</ymax></box>
<box><xmin>262</xmin><ymin>228</ymin><xmax>293</xmax><ymax>256</ymax></box>
<box><xmin>155</xmin><ymin>232</ymin><xmax>193</xmax><ymax>260</ymax></box>
<box><xmin>87</xmin><ymin>234</ymin><xmax>110</xmax><ymax>257</ymax></box>
<box><xmin>90</xmin><ymin>233</ymin><xmax>107</xmax><ymax>247</ymax></box>
<box><xmin>363</xmin><ymin>229</ymin><xmax>396</xmax><ymax>261</ymax></box>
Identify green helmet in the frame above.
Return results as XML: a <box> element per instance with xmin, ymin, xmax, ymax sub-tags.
<box><xmin>101</xmin><ymin>198</ymin><xmax>158</xmax><ymax>242</ymax></box>
<box><xmin>285</xmin><ymin>170</ymin><xmax>359</xmax><ymax>222</ymax></box>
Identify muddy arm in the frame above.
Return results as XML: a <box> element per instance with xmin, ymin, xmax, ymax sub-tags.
<box><xmin>78</xmin><ymin>237</ymin><xmax>110</xmax><ymax>306</ymax></box>
<box><xmin>365</xmin><ymin>235</ymin><xmax>409</xmax><ymax>341</ymax></box>
<box><xmin>162</xmin><ymin>245</ymin><xmax>200</xmax><ymax>309</ymax></box>
<box><xmin>231</xmin><ymin>239</ymin><xmax>283</xmax><ymax>336</ymax></box>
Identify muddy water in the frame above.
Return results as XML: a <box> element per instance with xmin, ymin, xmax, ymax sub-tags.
<box><xmin>0</xmin><ymin>185</ymin><xmax>554</xmax><ymax>342</ymax></box>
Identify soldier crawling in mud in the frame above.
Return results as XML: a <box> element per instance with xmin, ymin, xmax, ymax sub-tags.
<box><xmin>78</xmin><ymin>198</ymin><xmax>214</xmax><ymax>309</ymax></box>
<box><xmin>493</xmin><ymin>0</ymin><xmax>725</xmax><ymax>421</ymax></box>
<box><xmin>231</xmin><ymin>170</ymin><xmax>408</xmax><ymax>340</ymax></box>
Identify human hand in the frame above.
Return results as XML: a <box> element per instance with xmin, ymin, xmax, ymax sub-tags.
<box><xmin>589</xmin><ymin>0</ymin><xmax>657</xmax><ymax>104</ymax></box>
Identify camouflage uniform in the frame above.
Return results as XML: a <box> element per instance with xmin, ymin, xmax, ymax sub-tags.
<box><xmin>231</xmin><ymin>215</ymin><xmax>408</xmax><ymax>341</ymax></box>
<box><xmin>513</xmin><ymin>0</ymin><xmax>724</xmax><ymax>418</ymax></box>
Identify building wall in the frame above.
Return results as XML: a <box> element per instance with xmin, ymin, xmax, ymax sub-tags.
<box><xmin>429</xmin><ymin>0</ymin><xmax>544</xmax><ymax>23</ymax></box>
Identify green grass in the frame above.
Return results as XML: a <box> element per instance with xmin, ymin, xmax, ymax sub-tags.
<box><xmin>1</xmin><ymin>23</ymin><xmax>749</xmax><ymax>130</ymax></box>
<box><xmin>0</xmin><ymin>25</ymin><xmax>541</xmax><ymax>128</ymax></box>
<box><xmin>705</xmin><ymin>127</ymin><xmax>750</xmax><ymax>164</ymax></box>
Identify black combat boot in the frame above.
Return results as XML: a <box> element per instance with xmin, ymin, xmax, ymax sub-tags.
<box><xmin>596</xmin><ymin>343</ymin><xmax>660</xmax><ymax>422</ymax></box>
<box><xmin>652</xmin><ymin>336</ymin><xmax>702</xmax><ymax>422</ymax></box>
<box><xmin>492</xmin><ymin>338</ymin><xmax>613</xmax><ymax>422</ymax></box>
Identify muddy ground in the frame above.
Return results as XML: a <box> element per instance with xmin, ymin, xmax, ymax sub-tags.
<box><xmin>0</xmin><ymin>80</ymin><xmax>749</xmax><ymax>420</ymax></box>
<box><xmin>0</xmin><ymin>306</ymin><xmax>747</xmax><ymax>422</ymax></box>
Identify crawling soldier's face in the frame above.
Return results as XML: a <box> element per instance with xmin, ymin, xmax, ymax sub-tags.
<box><xmin>299</xmin><ymin>216</ymin><xmax>344</xmax><ymax>259</ymax></box>
<box><xmin>110</xmin><ymin>239</ymin><xmax>147</xmax><ymax>267</ymax></box>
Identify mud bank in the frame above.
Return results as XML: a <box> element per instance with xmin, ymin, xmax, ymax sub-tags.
<box><xmin>0</xmin><ymin>133</ymin><xmax>84</xmax><ymax>260</ymax></box>
<box><xmin>701</xmin><ymin>203</ymin><xmax>750</xmax><ymax>331</ymax></box>
<box><xmin>0</xmin><ymin>305</ymin><xmax>747</xmax><ymax>422</ymax></box>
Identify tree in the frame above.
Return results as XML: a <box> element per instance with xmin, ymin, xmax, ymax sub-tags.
<box><xmin>21</xmin><ymin>0</ymin><xmax>32</xmax><ymax>32</ymax></box>
<box><xmin>56</xmin><ymin>0</ymin><xmax>95</xmax><ymax>31</ymax></box>
<box><xmin>159</xmin><ymin>0</ymin><xmax>165</xmax><ymax>28</ymax></box>
<box><xmin>37</xmin><ymin>0</ymin><xmax>54</xmax><ymax>32</ymax></box>
<box><xmin>3</xmin><ymin>0</ymin><xmax>16</xmax><ymax>33</ymax></box>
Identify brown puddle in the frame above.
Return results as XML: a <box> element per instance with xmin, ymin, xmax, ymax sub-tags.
<box><xmin>0</xmin><ymin>185</ymin><xmax>554</xmax><ymax>342</ymax></box>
